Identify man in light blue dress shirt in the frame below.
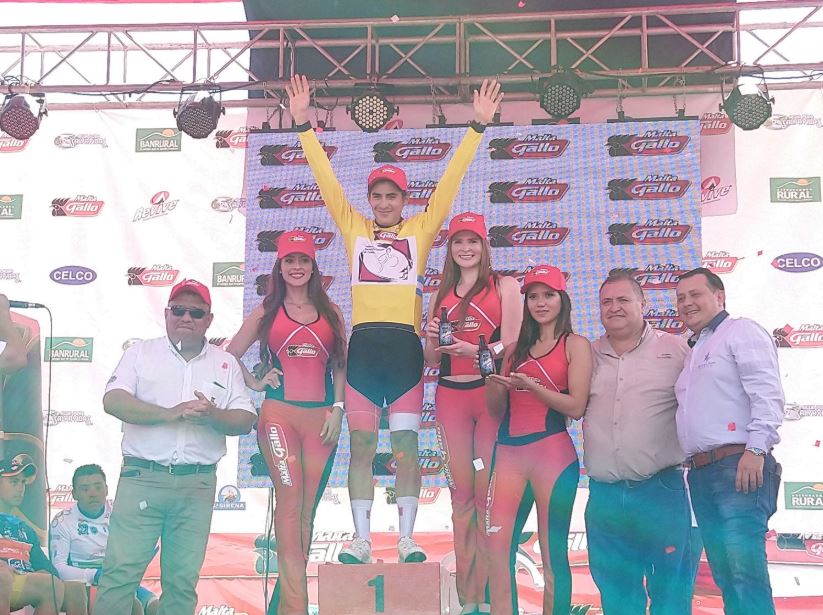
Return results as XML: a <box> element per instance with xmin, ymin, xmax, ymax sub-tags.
<box><xmin>674</xmin><ymin>267</ymin><xmax>783</xmax><ymax>615</ymax></box>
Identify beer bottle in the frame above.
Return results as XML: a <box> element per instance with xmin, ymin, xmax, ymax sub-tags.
<box><xmin>438</xmin><ymin>307</ymin><xmax>454</xmax><ymax>346</ymax></box>
<box><xmin>478</xmin><ymin>334</ymin><xmax>495</xmax><ymax>377</ymax></box>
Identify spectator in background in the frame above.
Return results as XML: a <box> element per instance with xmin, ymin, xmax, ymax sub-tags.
<box><xmin>51</xmin><ymin>463</ymin><xmax>158</xmax><ymax>615</ymax></box>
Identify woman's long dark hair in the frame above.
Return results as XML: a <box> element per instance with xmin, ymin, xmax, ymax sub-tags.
<box><xmin>511</xmin><ymin>289</ymin><xmax>573</xmax><ymax>368</ymax></box>
<box><xmin>431</xmin><ymin>235</ymin><xmax>498</xmax><ymax>328</ymax></box>
<box><xmin>256</xmin><ymin>258</ymin><xmax>346</xmax><ymax>369</ymax></box>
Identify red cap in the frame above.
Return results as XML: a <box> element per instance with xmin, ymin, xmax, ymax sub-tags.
<box><xmin>277</xmin><ymin>230</ymin><xmax>316</xmax><ymax>260</ymax></box>
<box><xmin>521</xmin><ymin>265</ymin><xmax>567</xmax><ymax>293</ymax></box>
<box><xmin>367</xmin><ymin>165</ymin><xmax>408</xmax><ymax>193</ymax></box>
<box><xmin>448</xmin><ymin>211</ymin><xmax>487</xmax><ymax>239</ymax></box>
<box><xmin>169</xmin><ymin>279</ymin><xmax>211</xmax><ymax>306</ymax></box>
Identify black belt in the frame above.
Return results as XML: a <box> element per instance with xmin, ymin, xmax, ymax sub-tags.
<box><xmin>123</xmin><ymin>456</ymin><xmax>216</xmax><ymax>476</ymax></box>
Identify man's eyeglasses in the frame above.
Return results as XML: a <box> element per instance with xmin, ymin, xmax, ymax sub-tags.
<box><xmin>168</xmin><ymin>306</ymin><xmax>209</xmax><ymax>319</ymax></box>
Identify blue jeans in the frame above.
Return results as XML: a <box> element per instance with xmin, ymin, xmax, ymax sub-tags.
<box><xmin>688</xmin><ymin>452</ymin><xmax>780</xmax><ymax>615</ymax></box>
<box><xmin>586</xmin><ymin>466</ymin><xmax>695</xmax><ymax>615</ymax></box>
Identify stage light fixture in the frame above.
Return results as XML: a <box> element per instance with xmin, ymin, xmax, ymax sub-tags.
<box><xmin>174</xmin><ymin>90</ymin><xmax>225</xmax><ymax>139</ymax></box>
<box><xmin>538</xmin><ymin>70</ymin><xmax>591</xmax><ymax>119</ymax></box>
<box><xmin>721</xmin><ymin>78</ymin><xmax>773</xmax><ymax>131</ymax></box>
<box><xmin>0</xmin><ymin>94</ymin><xmax>46</xmax><ymax>140</ymax></box>
<box><xmin>347</xmin><ymin>91</ymin><xmax>397</xmax><ymax>132</ymax></box>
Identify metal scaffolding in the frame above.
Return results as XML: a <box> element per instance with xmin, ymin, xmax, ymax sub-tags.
<box><xmin>1</xmin><ymin>0</ymin><xmax>821</xmax><ymax>109</ymax></box>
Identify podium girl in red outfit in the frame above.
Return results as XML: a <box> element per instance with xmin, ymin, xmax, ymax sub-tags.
<box><xmin>484</xmin><ymin>265</ymin><xmax>592</xmax><ymax>615</ymax></box>
<box><xmin>422</xmin><ymin>212</ymin><xmax>521</xmax><ymax>615</ymax></box>
<box><xmin>228</xmin><ymin>230</ymin><xmax>347</xmax><ymax>615</ymax></box>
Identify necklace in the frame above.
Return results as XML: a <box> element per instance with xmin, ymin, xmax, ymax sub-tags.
<box><xmin>285</xmin><ymin>300</ymin><xmax>311</xmax><ymax>310</ymax></box>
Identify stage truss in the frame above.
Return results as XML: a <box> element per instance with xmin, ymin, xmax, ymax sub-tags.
<box><xmin>0</xmin><ymin>0</ymin><xmax>822</xmax><ymax>109</ymax></box>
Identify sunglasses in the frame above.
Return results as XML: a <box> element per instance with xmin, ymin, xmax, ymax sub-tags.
<box><xmin>168</xmin><ymin>306</ymin><xmax>209</xmax><ymax>319</ymax></box>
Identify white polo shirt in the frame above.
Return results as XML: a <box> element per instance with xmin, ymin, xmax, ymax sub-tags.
<box><xmin>105</xmin><ymin>336</ymin><xmax>255</xmax><ymax>465</ymax></box>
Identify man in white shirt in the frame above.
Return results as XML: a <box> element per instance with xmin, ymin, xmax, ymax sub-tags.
<box><xmin>51</xmin><ymin>464</ymin><xmax>158</xmax><ymax>615</ymax></box>
<box><xmin>92</xmin><ymin>279</ymin><xmax>256</xmax><ymax>615</ymax></box>
<box><xmin>675</xmin><ymin>267</ymin><xmax>783</xmax><ymax>615</ymax></box>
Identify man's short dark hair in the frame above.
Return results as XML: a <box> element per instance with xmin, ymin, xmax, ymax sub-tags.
<box><xmin>599</xmin><ymin>270</ymin><xmax>645</xmax><ymax>301</ymax></box>
<box><xmin>72</xmin><ymin>464</ymin><xmax>106</xmax><ymax>489</ymax></box>
<box><xmin>679</xmin><ymin>267</ymin><xmax>725</xmax><ymax>292</ymax></box>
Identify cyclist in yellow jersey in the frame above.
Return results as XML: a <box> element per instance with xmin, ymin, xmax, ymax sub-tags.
<box><xmin>287</xmin><ymin>75</ymin><xmax>502</xmax><ymax>566</ymax></box>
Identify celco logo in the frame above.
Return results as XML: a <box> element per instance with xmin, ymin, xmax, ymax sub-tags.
<box><xmin>50</xmin><ymin>266</ymin><xmax>97</xmax><ymax>285</ymax></box>
<box><xmin>771</xmin><ymin>252</ymin><xmax>823</xmax><ymax>273</ymax></box>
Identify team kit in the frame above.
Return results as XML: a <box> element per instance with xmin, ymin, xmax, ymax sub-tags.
<box><xmin>0</xmin><ymin>76</ymin><xmax>783</xmax><ymax>615</ymax></box>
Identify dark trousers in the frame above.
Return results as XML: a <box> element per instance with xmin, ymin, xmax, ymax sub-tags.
<box><xmin>688</xmin><ymin>452</ymin><xmax>780</xmax><ymax>615</ymax></box>
<box><xmin>586</xmin><ymin>466</ymin><xmax>695</xmax><ymax>615</ymax></box>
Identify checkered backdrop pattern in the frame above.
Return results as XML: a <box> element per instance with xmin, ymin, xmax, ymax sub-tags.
<box><xmin>238</xmin><ymin>120</ymin><xmax>702</xmax><ymax>488</ymax></box>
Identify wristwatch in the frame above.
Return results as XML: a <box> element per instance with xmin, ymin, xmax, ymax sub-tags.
<box><xmin>332</xmin><ymin>401</ymin><xmax>345</xmax><ymax>411</ymax></box>
<box><xmin>745</xmin><ymin>447</ymin><xmax>766</xmax><ymax>456</ymax></box>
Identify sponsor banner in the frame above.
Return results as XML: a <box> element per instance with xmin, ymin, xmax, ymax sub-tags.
<box><xmin>45</xmin><ymin>410</ymin><xmax>93</xmax><ymax>426</ymax></box>
<box><xmin>0</xmin><ymin>133</ymin><xmax>28</xmax><ymax>152</ymax></box>
<box><xmin>607</xmin><ymin>175</ymin><xmax>690</xmax><ymax>200</ymax></box>
<box><xmin>489</xmin><ymin>221</ymin><xmax>570</xmax><ymax>247</ymax></box>
<box><xmin>44</xmin><ymin>337</ymin><xmax>93</xmax><ymax>362</ymax></box>
<box><xmin>214</xmin><ymin>485</ymin><xmax>246</xmax><ymax>511</ymax></box>
<box><xmin>784</xmin><ymin>403</ymin><xmax>823</xmax><ymax>421</ymax></box>
<box><xmin>702</xmin><ymin>251</ymin><xmax>743</xmax><ymax>274</ymax></box>
<box><xmin>773</xmin><ymin>325</ymin><xmax>823</xmax><ymax>348</ymax></box>
<box><xmin>374</xmin><ymin>137</ymin><xmax>451</xmax><ymax>162</ymax></box>
<box><xmin>607</xmin><ymin>219</ymin><xmax>691</xmax><ymax>246</ymax></box>
<box><xmin>606</xmin><ymin>130</ymin><xmax>690</xmax><ymax>156</ymax></box>
<box><xmin>52</xmin><ymin>195</ymin><xmax>104</xmax><ymax>217</ymax></box>
<box><xmin>784</xmin><ymin>482</ymin><xmax>823</xmax><ymax>510</ymax></box>
<box><xmin>127</xmin><ymin>266</ymin><xmax>180</xmax><ymax>287</ymax></box>
<box><xmin>488</xmin><ymin>134</ymin><xmax>569</xmax><ymax>159</ymax></box>
<box><xmin>213</xmin><ymin>262</ymin><xmax>244</xmax><ymax>287</ymax></box>
<box><xmin>53</xmin><ymin>133</ymin><xmax>108</xmax><ymax>149</ymax></box>
<box><xmin>50</xmin><ymin>265</ymin><xmax>97</xmax><ymax>285</ymax></box>
<box><xmin>259</xmin><ymin>142</ymin><xmax>337</xmax><ymax>165</ymax></box>
<box><xmin>771</xmin><ymin>252</ymin><xmax>823</xmax><ymax>273</ymax></box>
<box><xmin>770</xmin><ymin>177</ymin><xmax>822</xmax><ymax>203</ymax></box>
<box><xmin>135</xmin><ymin>128</ymin><xmax>182</xmax><ymax>152</ymax></box>
<box><xmin>0</xmin><ymin>194</ymin><xmax>23</xmax><ymax>219</ymax></box>
<box><xmin>134</xmin><ymin>191</ymin><xmax>179</xmax><ymax>222</ymax></box>
<box><xmin>644</xmin><ymin>308</ymin><xmax>687</xmax><ymax>335</ymax></box>
<box><xmin>215</xmin><ymin>127</ymin><xmax>250</xmax><ymax>149</ymax></box>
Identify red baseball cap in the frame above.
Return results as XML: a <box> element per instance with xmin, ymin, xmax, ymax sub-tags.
<box><xmin>521</xmin><ymin>265</ymin><xmax>567</xmax><ymax>293</ymax></box>
<box><xmin>277</xmin><ymin>230</ymin><xmax>316</xmax><ymax>261</ymax></box>
<box><xmin>169</xmin><ymin>279</ymin><xmax>211</xmax><ymax>306</ymax></box>
<box><xmin>367</xmin><ymin>165</ymin><xmax>408</xmax><ymax>193</ymax></box>
<box><xmin>448</xmin><ymin>211</ymin><xmax>487</xmax><ymax>239</ymax></box>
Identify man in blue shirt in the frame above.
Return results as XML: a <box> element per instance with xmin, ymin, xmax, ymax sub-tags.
<box><xmin>674</xmin><ymin>267</ymin><xmax>783</xmax><ymax>615</ymax></box>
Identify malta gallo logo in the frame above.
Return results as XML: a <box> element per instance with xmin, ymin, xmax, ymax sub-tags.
<box><xmin>700</xmin><ymin>112</ymin><xmax>732</xmax><ymax>135</ymax></box>
<box><xmin>702</xmin><ymin>251</ymin><xmax>743</xmax><ymax>274</ymax></box>
<box><xmin>489</xmin><ymin>221</ymin><xmax>570</xmax><ymax>247</ymax></box>
<box><xmin>51</xmin><ymin>195</ymin><xmax>104</xmax><ymax>217</ymax></box>
<box><xmin>644</xmin><ymin>308</ymin><xmax>687</xmax><ymax>334</ymax></box>
<box><xmin>607</xmin><ymin>219</ymin><xmax>692</xmax><ymax>245</ymax></box>
<box><xmin>259</xmin><ymin>141</ymin><xmax>337</xmax><ymax>165</ymax></box>
<box><xmin>373</xmin><ymin>137</ymin><xmax>451</xmax><ymax>162</ymax></box>
<box><xmin>488</xmin><ymin>134</ymin><xmax>569</xmax><ymax>159</ymax></box>
<box><xmin>423</xmin><ymin>267</ymin><xmax>442</xmax><ymax>293</ymax></box>
<box><xmin>126</xmin><ymin>265</ymin><xmax>180</xmax><ymax>287</ymax></box>
<box><xmin>607</xmin><ymin>175</ymin><xmax>690</xmax><ymax>200</ymax></box>
<box><xmin>372</xmin><ymin>451</ymin><xmax>444</xmax><ymax>476</ymax></box>
<box><xmin>255</xmin><ymin>228</ymin><xmax>335</xmax><ymax>252</ymax></box>
<box><xmin>773</xmin><ymin>324</ymin><xmax>823</xmax><ymax>348</ymax></box>
<box><xmin>611</xmin><ymin>265</ymin><xmax>687</xmax><ymax>290</ymax></box>
<box><xmin>214</xmin><ymin>127</ymin><xmax>250</xmax><ymax>149</ymax></box>
<box><xmin>432</xmin><ymin>228</ymin><xmax>449</xmax><ymax>248</ymax></box>
<box><xmin>407</xmin><ymin>180</ymin><xmax>437</xmax><ymax>206</ymax></box>
<box><xmin>258</xmin><ymin>184</ymin><xmax>324</xmax><ymax>209</ymax></box>
<box><xmin>771</xmin><ymin>252</ymin><xmax>823</xmax><ymax>273</ymax></box>
<box><xmin>605</xmin><ymin>130</ymin><xmax>690</xmax><ymax>156</ymax></box>
<box><xmin>488</xmin><ymin>178</ymin><xmax>569</xmax><ymax>203</ymax></box>
<box><xmin>0</xmin><ymin>133</ymin><xmax>28</xmax><ymax>152</ymax></box>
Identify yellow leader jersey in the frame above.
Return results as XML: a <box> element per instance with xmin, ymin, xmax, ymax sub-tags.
<box><xmin>298</xmin><ymin>126</ymin><xmax>483</xmax><ymax>333</ymax></box>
